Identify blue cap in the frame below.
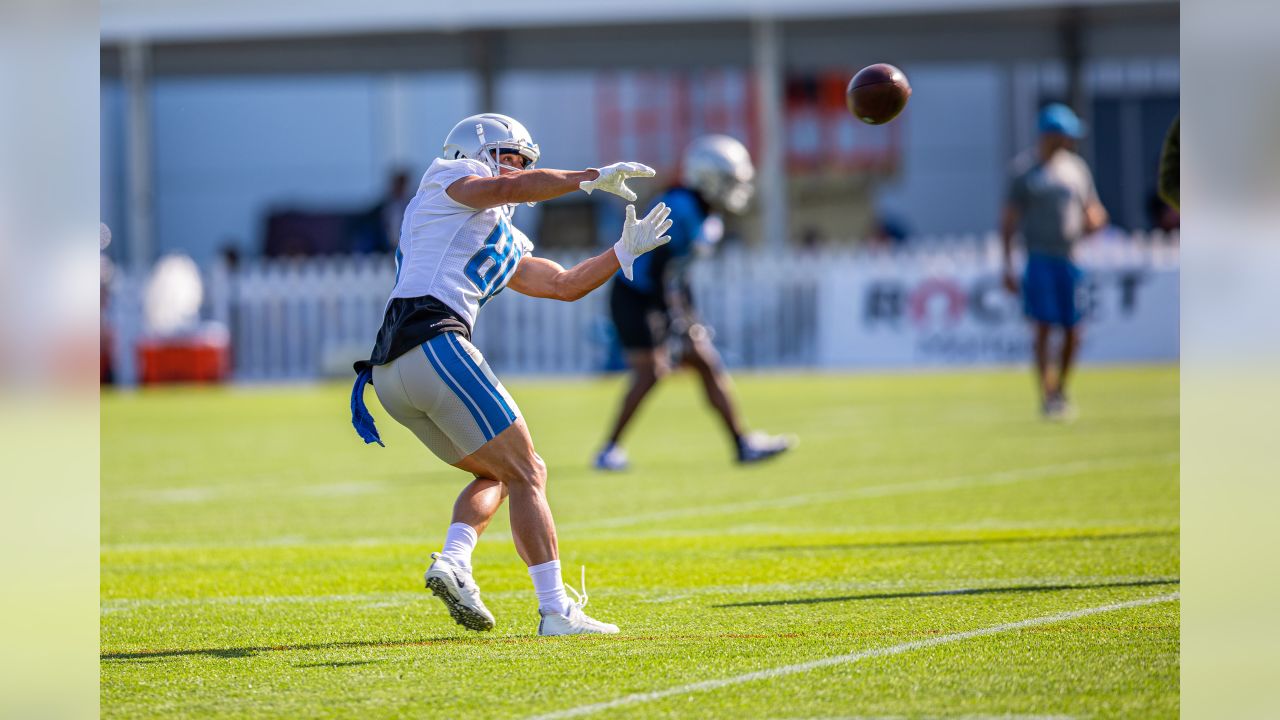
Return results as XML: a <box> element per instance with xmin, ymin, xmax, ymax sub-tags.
<box><xmin>1038</xmin><ymin>103</ymin><xmax>1084</xmax><ymax>139</ymax></box>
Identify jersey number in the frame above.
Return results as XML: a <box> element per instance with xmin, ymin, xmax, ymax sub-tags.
<box><xmin>465</xmin><ymin>220</ymin><xmax>523</xmax><ymax>307</ymax></box>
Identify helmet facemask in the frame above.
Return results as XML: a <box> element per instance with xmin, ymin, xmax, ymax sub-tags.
<box><xmin>473</xmin><ymin>122</ymin><xmax>540</xmax><ymax>210</ymax></box>
<box><xmin>719</xmin><ymin>176</ymin><xmax>755</xmax><ymax>214</ymax></box>
<box><xmin>474</xmin><ymin>124</ymin><xmax>539</xmax><ymax>175</ymax></box>
<box><xmin>697</xmin><ymin>168</ymin><xmax>754</xmax><ymax>214</ymax></box>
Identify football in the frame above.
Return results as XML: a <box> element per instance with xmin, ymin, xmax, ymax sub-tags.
<box><xmin>846</xmin><ymin>63</ymin><xmax>912</xmax><ymax>125</ymax></box>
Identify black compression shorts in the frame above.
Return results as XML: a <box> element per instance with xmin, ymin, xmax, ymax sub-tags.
<box><xmin>609</xmin><ymin>280</ymin><xmax>674</xmax><ymax>351</ymax></box>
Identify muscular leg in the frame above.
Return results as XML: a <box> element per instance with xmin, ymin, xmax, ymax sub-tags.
<box><xmin>453</xmin><ymin>418</ymin><xmax>556</xmax><ymax>567</ymax></box>
<box><xmin>681</xmin><ymin>331</ymin><xmax>746</xmax><ymax>441</ymax></box>
<box><xmin>452</xmin><ymin>418</ymin><xmax>616</xmax><ymax>630</ymax></box>
<box><xmin>1032</xmin><ymin>322</ymin><xmax>1053</xmax><ymax>401</ymax></box>
<box><xmin>450</xmin><ymin>478</ymin><xmax>508</xmax><ymax>534</ymax></box>
<box><xmin>605</xmin><ymin>348</ymin><xmax>669</xmax><ymax>446</ymax></box>
<box><xmin>1057</xmin><ymin>324</ymin><xmax>1081</xmax><ymax>397</ymax></box>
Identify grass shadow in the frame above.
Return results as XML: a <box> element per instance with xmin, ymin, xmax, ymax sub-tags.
<box><xmin>101</xmin><ymin>635</ymin><xmax>484</xmax><ymax>663</ymax></box>
<box><xmin>293</xmin><ymin>659</ymin><xmax>387</xmax><ymax>669</ymax></box>
<box><xmin>714</xmin><ymin>577</ymin><xmax>1180</xmax><ymax>608</ymax></box>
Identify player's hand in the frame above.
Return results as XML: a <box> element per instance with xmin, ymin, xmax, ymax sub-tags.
<box><xmin>613</xmin><ymin>203</ymin><xmax>673</xmax><ymax>281</ymax></box>
<box><xmin>1002</xmin><ymin>269</ymin><xmax>1020</xmax><ymax>295</ymax></box>
<box><xmin>580</xmin><ymin>162</ymin><xmax>656</xmax><ymax>202</ymax></box>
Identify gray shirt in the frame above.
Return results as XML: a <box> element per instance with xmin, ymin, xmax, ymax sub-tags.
<box><xmin>1007</xmin><ymin>149</ymin><xmax>1100</xmax><ymax>258</ymax></box>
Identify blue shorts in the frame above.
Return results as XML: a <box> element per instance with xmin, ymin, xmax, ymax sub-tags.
<box><xmin>1022</xmin><ymin>254</ymin><xmax>1084</xmax><ymax>328</ymax></box>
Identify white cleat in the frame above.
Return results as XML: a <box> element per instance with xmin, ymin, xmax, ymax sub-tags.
<box><xmin>538</xmin><ymin>605</ymin><xmax>620</xmax><ymax>636</ymax></box>
<box><xmin>593</xmin><ymin>444</ymin><xmax>629</xmax><ymax>472</ymax></box>
<box><xmin>737</xmin><ymin>431</ymin><xmax>796</xmax><ymax>464</ymax></box>
<box><xmin>537</xmin><ymin>566</ymin><xmax>620</xmax><ymax>636</ymax></box>
<box><xmin>1042</xmin><ymin>392</ymin><xmax>1077</xmax><ymax>423</ymax></box>
<box><xmin>424</xmin><ymin>552</ymin><xmax>495</xmax><ymax>632</ymax></box>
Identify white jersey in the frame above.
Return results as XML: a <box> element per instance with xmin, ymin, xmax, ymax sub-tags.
<box><xmin>390</xmin><ymin>157</ymin><xmax>534</xmax><ymax>329</ymax></box>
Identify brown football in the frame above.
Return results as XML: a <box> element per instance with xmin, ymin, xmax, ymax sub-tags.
<box><xmin>846</xmin><ymin>63</ymin><xmax>911</xmax><ymax>125</ymax></box>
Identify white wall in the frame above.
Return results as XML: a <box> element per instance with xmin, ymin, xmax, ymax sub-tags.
<box><xmin>100</xmin><ymin>72</ymin><xmax>476</xmax><ymax>266</ymax></box>
<box><xmin>99</xmin><ymin>61</ymin><xmax>1166</xmax><ymax>265</ymax></box>
<box><xmin>874</xmin><ymin>63</ymin><xmax>1007</xmax><ymax>237</ymax></box>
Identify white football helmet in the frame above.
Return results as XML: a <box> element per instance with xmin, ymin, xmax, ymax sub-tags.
<box><xmin>441</xmin><ymin>113</ymin><xmax>540</xmax><ymax>175</ymax></box>
<box><xmin>682</xmin><ymin>135</ymin><xmax>755</xmax><ymax>214</ymax></box>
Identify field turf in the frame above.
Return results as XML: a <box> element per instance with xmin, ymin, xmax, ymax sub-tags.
<box><xmin>101</xmin><ymin>366</ymin><xmax>1179</xmax><ymax>719</ymax></box>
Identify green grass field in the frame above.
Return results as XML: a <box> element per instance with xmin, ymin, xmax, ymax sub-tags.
<box><xmin>101</xmin><ymin>365</ymin><xmax>1179</xmax><ymax>719</ymax></box>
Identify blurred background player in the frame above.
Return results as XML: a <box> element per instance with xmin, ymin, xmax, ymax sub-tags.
<box><xmin>594</xmin><ymin>135</ymin><xmax>794</xmax><ymax>471</ymax></box>
<box><xmin>1001</xmin><ymin>104</ymin><xmax>1109</xmax><ymax>419</ymax></box>
<box><xmin>350</xmin><ymin>113</ymin><xmax>672</xmax><ymax>635</ymax></box>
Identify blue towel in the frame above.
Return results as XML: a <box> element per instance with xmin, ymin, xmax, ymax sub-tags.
<box><xmin>350</xmin><ymin>367</ymin><xmax>384</xmax><ymax>447</ymax></box>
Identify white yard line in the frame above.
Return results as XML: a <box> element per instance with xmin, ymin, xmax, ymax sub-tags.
<box><xmin>560</xmin><ymin>453</ymin><xmax>1178</xmax><ymax>531</ymax></box>
<box><xmin>101</xmin><ymin>535</ymin><xmax>422</xmax><ymax>553</ymax></box>
<box><xmin>301</xmin><ymin>482</ymin><xmax>389</xmax><ymax>497</ymax></box>
<box><xmin>101</xmin><ymin>574</ymin><xmax>1177</xmax><ymax>615</ymax></box>
<box><xmin>524</xmin><ymin>592</ymin><xmax>1180</xmax><ymax>720</ymax></box>
<box><xmin>136</xmin><ymin>487</ymin><xmax>220</xmax><ymax>504</ymax></box>
<box><xmin>100</xmin><ymin>591</ymin><xmax>424</xmax><ymax>612</ymax></box>
<box><xmin>120</xmin><ymin>481</ymin><xmax>391</xmax><ymax>505</ymax></box>
<box><xmin>100</xmin><ymin>519</ymin><xmax>1178</xmax><ymax>555</ymax></box>
<box><xmin>766</xmin><ymin>716</ymin><xmax>1076</xmax><ymax>720</ymax></box>
<box><xmin>767</xmin><ymin>716</ymin><xmax>1077</xmax><ymax>720</ymax></box>
<box><xmin>554</xmin><ymin>519</ymin><xmax>1179</xmax><ymax>542</ymax></box>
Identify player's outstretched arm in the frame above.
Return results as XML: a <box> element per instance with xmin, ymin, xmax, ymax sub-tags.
<box><xmin>508</xmin><ymin>203</ymin><xmax>672</xmax><ymax>302</ymax></box>
<box><xmin>507</xmin><ymin>254</ymin><xmax>617</xmax><ymax>302</ymax></box>
<box><xmin>447</xmin><ymin>162</ymin><xmax>656</xmax><ymax>209</ymax></box>
<box><xmin>448</xmin><ymin>169</ymin><xmax>600</xmax><ymax>209</ymax></box>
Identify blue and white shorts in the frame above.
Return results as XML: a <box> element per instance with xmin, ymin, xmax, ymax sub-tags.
<box><xmin>371</xmin><ymin>333</ymin><xmax>520</xmax><ymax>464</ymax></box>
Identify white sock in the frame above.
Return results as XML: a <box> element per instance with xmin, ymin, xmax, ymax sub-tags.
<box><xmin>440</xmin><ymin>523</ymin><xmax>478</xmax><ymax>571</ymax></box>
<box><xmin>528</xmin><ymin>559</ymin><xmax>572</xmax><ymax>616</ymax></box>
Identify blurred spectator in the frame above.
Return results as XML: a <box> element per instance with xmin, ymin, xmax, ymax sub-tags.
<box><xmin>1000</xmin><ymin>103</ymin><xmax>1108</xmax><ymax>420</ymax></box>
<box><xmin>372</xmin><ymin>168</ymin><xmax>413</xmax><ymax>254</ymax></box>
<box><xmin>869</xmin><ymin>211</ymin><xmax>910</xmax><ymax>248</ymax></box>
<box><xmin>218</xmin><ymin>243</ymin><xmax>242</xmax><ymax>272</ymax></box>
<box><xmin>799</xmin><ymin>226</ymin><xmax>826</xmax><ymax>253</ymax></box>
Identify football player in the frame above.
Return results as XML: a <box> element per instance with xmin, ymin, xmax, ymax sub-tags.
<box><xmin>594</xmin><ymin>135</ymin><xmax>794</xmax><ymax>471</ymax></box>
<box><xmin>350</xmin><ymin>113</ymin><xmax>671</xmax><ymax>635</ymax></box>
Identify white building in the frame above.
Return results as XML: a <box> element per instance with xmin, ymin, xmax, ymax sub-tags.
<box><xmin>100</xmin><ymin>0</ymin><xmax>1178</xmax><ymax>268</ymax></box>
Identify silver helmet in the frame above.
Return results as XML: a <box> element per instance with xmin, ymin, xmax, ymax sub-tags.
<box><xmin>441</xmin><ymin>113</ymin><xmax>540</xmax><ymax>174</ymax></box>
<box><xmin>681</xmin><ymin>134</ymin><xmax>755</xmax><ymax>214</ymax></box>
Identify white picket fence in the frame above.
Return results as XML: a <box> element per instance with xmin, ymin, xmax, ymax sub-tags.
<box><xmin>217</xmin><ymin>248</ymin><xmax>826</xmax><ymax>379</ymax></box>
<box><xmin>108</xmin><ymin>232</ymin><xmax>1180</xmax><ymax>382</ymax></box>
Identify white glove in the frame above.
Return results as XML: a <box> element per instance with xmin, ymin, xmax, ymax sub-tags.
<box><xmin>579</xmin><ymin>162</ymin><xmax>656</xmax><ymax>202</ymax></box>
<box><xmin>613</xmin><ymin>203</ymin><xmax>673</xmax><ymax>281</ymax></box>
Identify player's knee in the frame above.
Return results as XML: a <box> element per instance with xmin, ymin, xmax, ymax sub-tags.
<box><xmin>500</xmin><ymin>451</ymin><xmax>545</xmax><ymax>488</ymax></box>
<box><xmin>524</xmin><ymin>454</ymin><xmax>548</xmax><ymax>491</ymax></box>
<box><xmin>687</xmin><ymin>346</ymin><xmax>718</xmax><ymax>375</ymax></box>
<box><xmin>651</xmin><ymin>361</ymin><xmax>671</xmax><ymax>381</ymax></box>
